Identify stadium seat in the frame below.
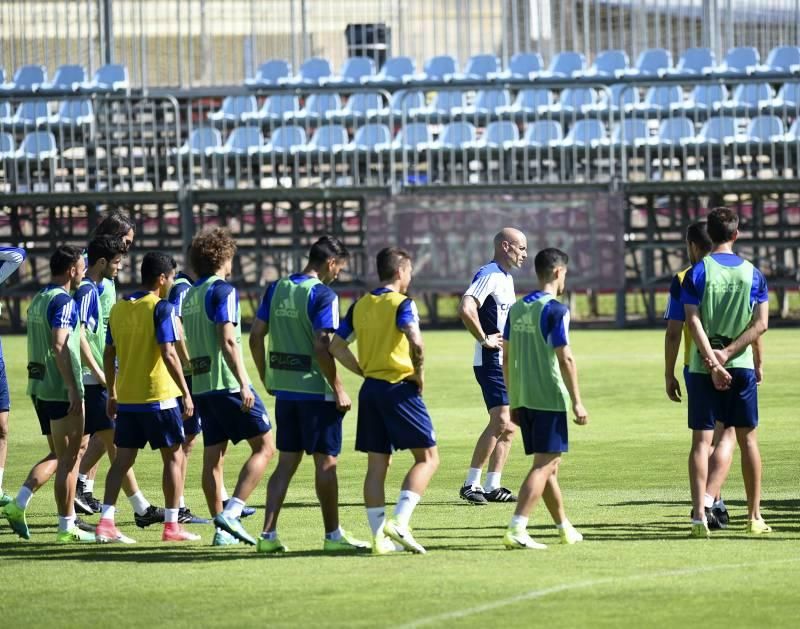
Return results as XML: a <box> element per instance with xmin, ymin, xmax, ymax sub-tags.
<box><xmin>584</xmin><ymin>50</ymin><xmax>629</xmax><ymax>77</ymax></box>
<box><xmin>684</xmin><ymin>116</ymin><xmax>737</xmax><ymax>145</ymax></box>
<box><xmin>2</xmin><ymin>100</ymin><xmax>57</xmax><ymax>128</ymax></box>
<box><xmin>367</xmin><ymin>90</ymin><xmax>425</xmax><ymax>121</ymax></box>
<box><xmin>561</xmin><ymin>119</ymin><xmax>606</xmax><ymax>147</ymax></box>
<box><xmin>768</xmin><ymin>82</ymin><xmax>800</xmax><ymax>111</ymax></box>
<box><xmin>719</xmin><ymin>83</ymin><xmax>774</xmax><ymax>115</ymax></box>
<box><xmin>745</xmin><ymin>115</ymin><xmax>784</xmax><ymax>142</ymax></box>
<box><xmin>364</xmin><ymin>56</ymin><xmax>415</xmax><ymax>84</ymax></box>
<box><xmin>585</xmin><ymin>83</ymin><xmax>639</xmax><ymax>113</ymax></box>
<box><xmin>754</xmin><ymin>46</ymin><xmax>800</xmax><ymax>75</ymax></box>
<box><xmin>0</xmin><ymin>132</ymin><xmax>15</xmax><ymax>158</ymax></box>
<box><xmin>542</xmin><ymin>87</ymin><xmax>597</xmax><ymax>115</ymax></box>
<box><xmin>417</xmin><ymin>55</ymin><xmax>458</xmax><ymax>82</ymax></box>
<box><xmin>468</xmin><ymin>120</ymin><xmax>519</xmax><ymax>149</ymax></box>
<box><xmin>175</xmin><ymin>127</ymin><xmax>223</xmax><ymax>156</ymax></box>
<box><xmin>0</xmin><ymin>101</ymin><xmax>12</xmax><ymax>120</ymax></box>
<box><xmin>83</xmin><ymin>64</ymin><xmax>129</xmax><ymax>92</ymax></box>
<box><xmin>672</xmin><ymin>84</ymin><xmax>727</xmax><ymax>115</ymax></box>
<box><xmin>496</xmin><ymin>88</ymin><xmax>553</xmax><ymax>116</ymax></box>
<box><xmin>329</xmin><ymin>92</ymin><xmax>383</xmax><ymax>123</ymax></box>
<box><xmin>245</xmin><ymin>60</ymin><xmax>291</xmax><ymax>86</ymax></box>
<box><xmin>286</xmin><ymin>93</ymin><xmax>342</xmax><ymax>123</ymax></box>
<box><xmin>782</xmin><ymin>117</ymin><xmax>800</xmax><ymax>141</ymax></box>
<box><xmin>0</xmin><ymin>65</ymin><xmax>47</xmax><ymax>94</ymax></box>
<box><xmin>207</xmin><ymin>95</ymin><xmax>258</xmax><ymax>122</ymax></box>
<box><xmin>452</xmin><ymin>89</ymin><xmax>510</xmax><ymax>117</ymax></box>
<box><xmin>668</xmin><ymin>47</ymin><xmax>714</xmax><ymax>76</ymax></box>
<box><xmin>517</xmin><ymin>120</ymin><xmax>563</xmax><ymax>147</ymax></box>
<box><xmin>429</xmin><ymin>121</ymin><xmax>477</xmax><ymax>150</ymax></box>
<box><xmin>492</xmin><ymin>52</ymin><xmax>543</xmax><ymax>79</ymax></box>
<box><xmin>409</xmin><ymin>90</ymin><xmax>464</xmax><ymax>120</ymax></box>
<box><xmin>39</xmin><ymin>65</ymin><xmax>87</xmax><ymax>93</ymax></box>
<box><xmin>450</xmin><ymin>54</ymin><xmax>499</xmax><ymax>81</ymax></box>
<box><xmin>610</xmin><ymin>119</ymin><xmax>649</xmax><ymax>146</ymax></box>
<box><xmin>540</xmin><ymin>51</ymin><xmax>585</xmax><ymax>78</ymax></box>
<box><xmin>714</xmin><ymin>46</ymin><xmax>759</xmax><ymax>75</ymax></box>
<box><xmin>53</xmin><ymin>99</ymin><xmax>94</xmax><ymax>128</ymax></box>
<box><xmin>241</xmin><ymin>94</ymin><xmax>299</xmax><ymax>124</ymax></box>
<box><xmin>262</xmin><ymin>125</ymin><xmax>307</xmax><ymax>155</ymax></box>
<box><xmin>628</xmin><ymin>48</ymin><xmax>671</xmax><ymax>76</ymax></box>
<box><xmin>301</xmin><ymin>124</ymin><xmax>349</xmax><ymax>153</ymax></box>
<box><xmin>656</xmin><ymin>116</ymin><xmax>696</xmax><ymax>145</ymax></box>
<box><xmin>218</xmin><ymin>126</ymin><xmax>264</xmax><ymax>155</ymax></box>
<box><xmin>326</xmin><ymin>56</ymin><xmax>376</xmax><ymax>84</ymax></box>
<box><xmin>380</xmin><ymin>123</ymin><xmax>433</xmax><ymax>151</ymax></box>
<box><xmin>282</xmin><ymin>57</ymin><xmax>333</xmax><ymax>85</ymax></box>
<box><xmin>632</xmin><ymin>85</ymin><xmax>683</xmax><ymax>116</ymax></box>
<box><xmin>14</xmin><ymin>131</ymin><xmax>58</xmax><ymax>159</ymax></box>
<box><xmin>343</xmin><ymin>123</ymin><xmax>392</xmax><ymax>152</ymax></box>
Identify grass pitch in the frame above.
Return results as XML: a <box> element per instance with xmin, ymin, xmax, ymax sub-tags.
<box><xmin>1</xmin><ymin>329</ymin><xmax>799</xmax><ymax>628</ymax></box>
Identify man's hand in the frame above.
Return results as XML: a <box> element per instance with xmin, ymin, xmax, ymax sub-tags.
<box><xmin>665</xmin><ymin>375</ymin><xmax>682</xmax><ymax>402</ymax></box>
<box><xmin>755</xmin><ymin>364</ymin><xmax>764</xmax><ymax>385</ymax></box>
<box><xmin>711</xmin><ymin>365</ymin><xmax>733</xmax><ymax>391</ymax></box>
<box><xmin>239</xmin><ymin>386</ymin><xmax>255</xmax><ymax>412</ymax></box>
<box><xmin>481</xmin><ymin>333</ymin><xmax>503</xmax><ymax>350</ymax></box>
<box><xmin>106</xmin><ymin>396</ymin><xmax>118</xmax><ymax>420</ymax></box>
<box><xmin>333</xmin><ymin>387</ymin><xmax>352</xmax><ymax>413</ymax></box>
<box><xmin>712</xmin><ymin>348</ymin><xmax>729</xmax><ymax>367</ymax></box>
<box><xmin>68</xmin><ymin>386</ymin><xmax>83</xmax><ymax>417</ymax></box>
<box><xmin>181</xmin><ymin>394</ymin><xmax>194</xmax><ymax>420</ymax></box>
<box><xmin>572</xmin><ymin>402</ymin><xmax>588</xmax><ymax>425</ymax></box>
<box><xmin>407</xmin><ymin>373</ymin><xmax>424</xmax><ymax>397</ymax></box>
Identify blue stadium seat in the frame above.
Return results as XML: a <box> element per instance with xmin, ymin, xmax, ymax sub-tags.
<box><xmin>632</xmin><ymin>85</ymin><xmax>683</xmax><ymax>115</ymax></box>
<box><xmin>410</xmin><ymin>90</ymin><xmax>464</xmax><ymax>120</ymax></box>
<box><xmin>656</xmin><ymin>117</ymin><xmax>696</xmax><ymax>145</ymax></box>
<box><xmin>0</xmin><ymin>132</ymin><xmax>15</xmax><ymax>158</ymax></box>
<box><xmin>0</xmin><ymin>101</ymin><xmax>12</xmax><ymax>120</ymax></box>
<box><xmin>218</xmin><ymin>126</ymin><xmax>265</xmax><ymax>155</ymax></box>
<box><xmin>452</xmin><ymin>54</ymin><xmax>499</xmax><ymax>81</ymax></box>
<box><xmin>587</xmin><ymin>84</ymin><xmax>639</xmax><ymax>113</ymax></box>
<box><xmin>39</xmin><ymin>65</ymin><xmax>86</xmax><ymax>93</ymax></box>
<box><xmin>629</xmin><ymin>48</ymin><xmax>671</xmax><ymax>76</ymax></box>
<box><xmin>175</xmin><ymin>127</ymin><xmax>222</xmax><ymax>156</ymax></box>
<box><xmin>53</xmin><ymin>99</ymin><xmax>94</xmax><ymax>128</ymax></box>
<box><xmin>783</xmin><ymin>118</ymin><xmax>800</xmax><ymax>141</ymax></box>
<box><xmin>669</xmin><ymin>47</ymin><xmax>714</xmax><ymax>76</ymax></box>
<box><xmin>755</xmin><ymin>46</ymin><xmax>800</xmax><ymax>75</ymax></box>
<box><xmin>381</xmin><ymin>123</ymin><xmax>433</xmax><ymax>151</ymax></box>
<box><xmin>745</xmin><ymin>115</ymin><xmax>784</xmax><ymax>142</ymax></box>
<box><xmin>330</xmin><ymin>92</ymin><xmax>383</xmax><ymax>122</ymax></box>
<box><xmin>540</xmin><ymin>51</ymin><xmax>585</xmax><ymax>77</ymax></box>
<box><xmin>343</xmin><ymin>124</ymin><xmax>392</xmax><ymax>152</ymax></box>
<box><xmin>610</xmin><ymin>119</ymin><xmax>649</xmax><ymax>146</ymax></box>
<box><xmin>453</xmin><ymin>89</ymin><xmax>510</xmax><ymax>117</ymax></box>
<box><xmin>245</xmin><ymin>60</ymin><xmax>291</xmax><ymax>87</ymax></box>
<box><xmin>282</xmin><ymin>57</ymin><xmax>333</xmax><ymax>85</ymax></box>
<box><xmin>769</xmin><ymin>82</ymin><xmax>800</xmax><ymax>111</ymax></box>
<box><xmin>714</xmin><ymin>47</ymin><xmax>759</xmax><ymax>75</ymax></box>
<box><xmin>561</xmin><ymin>119</ymin><xmax>606</xmax><ymax>147</ymax></box>
<box><xmin>719</xmin><ymin>82</ymin><xmax>774</xmax><ymax>115</ymax></box>
<box><xmin>4</xmin><ymin>100</ymin><xmax>56</xmax><ymax>128</ymax></box>
<box><xmin>584</xmin><ymin>50</ymin><xmax>628</xmax><ymax>77</ymax></box>
<box><xmin>542</xmin><ymin>87</ymin><xmax>597</xmax><ymax>115</ymax></box>
<box><xmin>419</xmin><ymin>55</ymin><xmax>458</xmax><ymax>81</ymax></box>
<box><xmin>365</xmin><ymin>56</ymin><xmax>415</xmax><ymax>84</ymax></box>
<box><xmin>14</xmin><ymin>131</ymin><xmax>58</xmax><ymax>159</ymax></box>
<box><xmin>285</xmin><ymin>93</ymin><xmax>342</xmax><ymax>123</ymax></box>
<box><xmin>302</xmin><ymin>124</ymin><xmax>349</xmax><ymax>153</ymax></box>
<box><xmin>431</xmin><ymin>121</ymin><xmax>477</xmax><ymax>150</ymax></box>
<box><xmin>368</xmin><ymin>90</ymin><xmax>425</xmax><ymax>121</ymax></box>
<box><xmin>684</xmin><ymin>116</ymin><xmax>737</xmax><ymax>145</ymax></box>
<box><xmin>673</xmin><ymin>84</ymin><xmax>727</xmax><ymax>115</ymax></box>
<box><xmin>83</xmin><ymin>64</ymin><xmax>129</xmax><ymax>92</ymax></box>
<box><xmin>471</xmin><ymin>121</ymin><xmax>519</xmax><ymax>149</ymax></box>
<box><xmin>327</xmin><ymin>57</ymin><xmax>376</xmax><ymax>84</ymax></box>
<box><xmin>493</xmin><ymin>52</ymin><xmax>543</xmax><ymax>79</ymax></box>
<box><xmin>496</xmin><ymin>88</ymin><xmax>553</xmax><ymax>115</ymax></box>
<box><xmin>207</xmin><ymin>95</ymin><xmax>258</xmax><ymax>122</ymax></box>
<box><xmin>518</xmin><ymin>120</ymin><xmax>563</xmax><ymax>147</ymax></box>
<box><xmin>241</xmin><ymin>94</ymin><xmax>299</xmax><ymax>124</ymax></box>
<box><xmin>262</xmin><ymin>125</ymin><xmax>307</xmax><ymax>155</ymax></box>
<box><xmin>0</xmin><ymin>65</ymin><xmax>47</xmax><ymax>94</ymax></box>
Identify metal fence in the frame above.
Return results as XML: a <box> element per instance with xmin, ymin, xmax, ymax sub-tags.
<box><xmin>2</xmin><ymin>0</ymin><xmax>800</xmax><ymax>88</ymax></box>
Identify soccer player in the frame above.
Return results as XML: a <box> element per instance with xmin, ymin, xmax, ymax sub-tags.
<box><xmin>2</xmin><ymin>246</ymin><xmax>93</xmax><ymax>542</ymax></box>
<box><xmin>182</xmin><ymin>227</ymin><xmax>275</xmax><ymax>546</ymax></box>
<box><xmin>502</xmin><ymin>248</ymin><xmax>587</xmax><ymax>550</ymax></box>
<box><xmin>682</xmin><ymin>207</ymin><xmax>771</xmax><ymax>538</ymax></box>
<box><xmin>95</xmin><ymin>251</ymin><xmax>199</xmax><ymax>543</ymax></box>
<box><xmin>459</xmin><ymin>227</ymin><xmax>527</xmax><ymax>505</ymax></box>
<box><xmin>331</xmin><ymin>247</ymin><xmax>439</xmax><ymax>555</ymax></box>
<box><xmin>664</xmin><ymin>220</ymin><xmax>740</xmax><ymax>529</ymax></box>
<box><xmin>250</xmin><ymin>236</ymin><xmax>369</xmax><ymax>554</ymax></box>
<box><xmin>0</xmin><ymin>245</ymin><xmax>27</xmax><ymax>506</ymax></box>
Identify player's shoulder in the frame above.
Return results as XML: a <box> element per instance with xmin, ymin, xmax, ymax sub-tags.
<box><xmin>676</xmin><ymin>266</ymin><xmax>691</xmax><ymax>283</ymax></box>
<box><xmin>210</xmin><ymin>278</ymin><xmax>236</xmax><ymax>298</ymax></box>
<box><xmin>545</xmin><ymin>297</ymin><xmax>569</xmax><ymax>318</ymax></box>
<box><xmin>471</xmin><ymin>260</ymin><xmax>507</xmax><ymax>283</ymax></box>
<box><xmin>74</xmin><ymin>280</ymin><xmax>97</xmax><ymax>298</ymax></box>
<box><xmin>311</xmin><ymin>282</ymin><xmax>337</xmax><ymax>301</ymax></box>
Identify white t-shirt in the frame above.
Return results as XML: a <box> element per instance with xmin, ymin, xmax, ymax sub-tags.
<box><xmin>463</xmin><ymin>261</ymin><xmax>515</xmax><ymax>367</ymax></box>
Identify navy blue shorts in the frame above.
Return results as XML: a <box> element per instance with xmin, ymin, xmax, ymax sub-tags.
<box><xmin>686</xmin><ymin>368</ymin><xmax>759</xmax><ymax>430</ymax></box>
<box><xmin>32</xmin><ymin>396</ymin><xmax>71</xmax><ymax>436</ymax></box>
<box><xmin>114</xmin><ymin>404</ymin><xmax>185</xmax><ymax>450</ymax></box>
<box><xmin>275</xmin><ymin>398</ymin><xmax>343</xmax><ymax>456</ymax></box>
<box><xmin>178</xmin><ymin>377</ymin><xmax>202</xmax><ymax>436</ymax></box>
<box><xmin>473</xmin><ymin>361</ymin><xmax>508</xmax><ymax>410</ymax></box>
<box><xmin>84</xmin><ymin>384</ymin><xmax>114</xmax><ymax>435</ymax></box>
<box><xmin>0</xmin><ymin>354</ymin><xmax>9</xmax><ymax>412</ymax></box>
<box><xmin>517</xmin><ymin>407</ymin><xmax>569</xmax><ymax>454</ymax></box>
<box><xmin>196</xmin><ymin>387</ymin><xmax>271</xmax><ymax>447</ymax></box>
<box><xmin>356</xmin><ymin>378</ymin><xmax>437</xmax><ymax>454</ymax></box>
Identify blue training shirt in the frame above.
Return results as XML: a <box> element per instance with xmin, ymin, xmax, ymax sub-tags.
<box><xmin>464</xmin><ymin>260</ymin><xmax>516</xmax><ymax>368</ymax></box>
<box><xmin>503</xmin><ymin>290</ymin><xmax>570</xmax><ymax>349</ymax></box>
<box><xmin>664</xmin><ymin>273</ymin><xmax>685</xmax><ymax>322</ymax></box>
<box><xmin>681</xmin><ymin>253</ymin><xmax>768</xmax><ymax>307</ymax></box>
<box><xmin>0</xmin><ymin>246</ymin><xmax>27</xmax><ymax>359</ymax></box>
<box><xmin>336</xmin><ymin>287</ymin><xmax>418</xmax><ymax>342</ymax></box>
<box><xmin>167</xmin><ymin>272</ymin><xmax>193</xmax><ymax>318</ymax></box>
<box><xmin>45</xmin><ymin>287</ymin><xmax>79</xmax><ymax>331</ymax></box>
<box><xmin>74</xmin><ymin>279</ymin><xmax>101</xmax><ymax>333</ymax></box>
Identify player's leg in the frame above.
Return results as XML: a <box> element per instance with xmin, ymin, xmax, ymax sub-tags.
<box><xmin>689</xmin><ymin>429</ymin><xmax>714</xmax><ymax>534</ymax></box>
<box><xmin>364</xmin><ymin>451</ymin><xmax>395</xmax><ymax>553</ymax></box>
<box><xmin>685</xmin><ymin>371</ymin><xmax>717</xmax><ymax>537</ymax></box>
<box><xmin>177</xmin><ymin>382</ymin><xmax>203</xmax><ymax>521</ymax></box>
<box><xmin>505</xmin><ymin>451</ymin><xmax>560</xmax><ymax>550</ymax></box>
<box><xmin>541</xmin><ymin>465</ymin><xmax>583</xmax><ymax>544</ymax></box>
<box><xmin>484</xmin><ymin>404</ymin><xmax>517</xmax><ymax>500</ymax></box>
<box><xmin>736</xmin><ymin>426</ymin><xmax>769</xmax><ymax>532</ymax></box>
<box><xmin>705</xmin><ymin>422</ymin><xmax>735</xmax><ymax>527</ymax></box>
<box><xmin>76</xmin><ymin>432</ymin><xmax>105</xmax><ymax>506</ymax></box>
<box><xmin>160</xmin><ymin>442</ymin><xmax>198</xmax><ymax>542</ymax></box>
<box><xmin>50</xmin><ymin>408</ymin><xmax>93</xmax><ymax>543</ymax></box>
<box><xmin>2</xmin><ymin>437</ymin><xmax>57</xmax><ymax>540</ymax></box>
<box><xmin>96</xmin><ymin>445</ymin><xmax>139</xmax><ymax>543</ymax></box>
<box><xmin>259</xmin><ymin>450</ymin><xmax>302</xmax><ymax>552</ymax></box>
<box><xmin>0</xmin><ymin>410</ymin><xmax>10</xmax><ymax>505</ymax></box>
<box><xmin>202</xmin><ymin>441</ymin><xmax>227</xmax><ymax>517</ymax></box>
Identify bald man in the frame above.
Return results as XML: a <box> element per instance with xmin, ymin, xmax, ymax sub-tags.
<box><xmin>458</xmin><ymin>228</ymin><xmax>528</xmax><ymax>504</ymax></box>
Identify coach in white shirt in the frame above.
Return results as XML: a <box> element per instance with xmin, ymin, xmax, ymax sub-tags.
<box><xmin>458</xmin><ymin>228</ymin><xmax>527</xmax><ymax>504</ymax></box>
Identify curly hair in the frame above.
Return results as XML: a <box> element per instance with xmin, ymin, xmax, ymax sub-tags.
<box><xmin>190</xmin><ymin>227</ymin><xmax>237</xmax><ymax>277</ymax></box>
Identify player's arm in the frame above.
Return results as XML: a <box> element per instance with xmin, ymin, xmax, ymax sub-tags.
<box><xmin>75</xmin><ymin>287</ymin><xmax>106</xmax><ymax>386</ymax></box>
<box><xmin>753</xmin><ymin>334</ymin><xmax>764</xmax><ymax>385</ymax></box>
<box><xmin>329</xmin><ymin>302</ymin><xmax>363</xmax><ymax>376</ymax></box>
<box><xmin>313</xmin><ymin>330</ymin><xmax>351</xmax><ymax>413</ymax></box>
<box><xmin>685</xmin><ymin>304</ymin><xmax>731</xmax><ymax>391</ymax></box>
<box><xmin>161</xmin><ymin>341</ymin><xmax>194</xmax><ymax>419</ymax></box>
<box><xmin>218</xmin><ymin>322</ymin><xmax>254</xmax><ymax>410</ymax></box>
<box><xmin>78</xmin><ymin>326</ymin><xmax>106</xmax><ymax>386</ymax></box>
<box><xmin>401</xmin><ymin>322</ymin><xmax>425</xmax><ymax>395</ymax></box>
<box><xmin>555</xmin><ymin>345</ymin><xmax>588</xmax><ymax>425</ymax></box>
<box><xmin>664</xmin><ymin>320</ymin><xmax>683</xmax><ymax>402</ymax></box>
<box><xmin>103</xmin><ymin>341</ymin><xmax>118</xmax><ymax>419</ymax></box>
<box><xmin>52</xmin><ymin>326</ymin><xmax>82</xmax><ymax>416</ymax></box>
<box><xmin>0</xmin><ymin>246</ymin><xmax>26</xmax><ymax>286</ymax></box>
<box><xmin>174</xmin><ymin>317</ymin><xmax>191</xmax><ymax>370</ymax></box>
<box><xmin>458</xmin><ymin>286</ymin><xmax>501</xmax><ymax>349</ymax></box>
<box><xmin>502</xmin><ymin>336</ymin><xmax>519</xmax><ymax>426</ymax></box>
<box><xmin>248</xmin><ymin>317</ymin><xmax>268</xmax><ymax>386</ymax></box>
<box><xmin>713</xmin><ymin>301</ymin><xmax>769</xmax><ymax>366</ymax></box>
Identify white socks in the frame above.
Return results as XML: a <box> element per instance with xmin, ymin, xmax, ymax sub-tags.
<box><xmin>261</xmin><ymin>530</ymin><xmax>277</xmax><ymax>540</ymax></box>
<box><xmin>510</xmin><ymin>515</ymin><xmax>528</xmax><ymax>531</ymax></box>
<box><xmin>84</xmin><ymin>479</ymin><xmax>95</xmax><ymax>494</ymax></box>
<box><xmin>222</xmin><ymin>497</ymin><xmax>245</xmax><ymax>519</ymax></box>
<box><xmin>220</xmin><ymin>487</ymin><xmax>230</xmax><ymax>502</ymax></box>
<box><xmin>101</xmin><ymin>504</ymin><xmax>116</xmax><ymax>521</ymax></box>
<box><xmin>128</xmin><ymin>491</ymin><xmax>151</xmax><ymax>516</ymax></box>
<box><xmin>325</xmin><ymin>527</ymin><xmax>344</xmax><ymax>541</ymax></box>
<box><xmin>393</xmin><ymin>490</ymin><xmax>421</xmax><ymax>527</ymax></box>
<box><xmin>484</xmin><ymin>472</ymin><xmax>501</xmax><ymax>493</ymax></box>
<box><xmin>713</xmin><ymin>498</ymin><xmax>727</xmax><ymax>511</ymax></box>
<box><xmin>164</xmin><ymin>508</ymin><xmax>179</xmax><ymax>524</ymax></box>
<box><xmin>465</xmin><ymin>468</ymin><xmax>482</xmax><ymax>487</ymax></box>
<box><xmin>703</xmin><ymin>493</ymin><xmax>714</xmax><ymax>509</ymax></box>
<box><xmin>179</xmin><ymin>495</ymin><xmax>186</xmax><ymax>508</ymax></box>
<box><xmin>58</xmin><ymin>515</ymin><xmax>75</xmax><ymax>532</ymax></box>
<box><xmin>556</xmin><ymin>519</ymin><xmax>572</xmax><ymax>530</ymax></box>
<box><xmin>366</xmin><ymin>506</ymin><xmax>386</xmax><ymax>537</ymax></box>
<box><xmin>16</xmin><ymin>486</ymin><xmax>33</xmax><ymax>510</ymax></box>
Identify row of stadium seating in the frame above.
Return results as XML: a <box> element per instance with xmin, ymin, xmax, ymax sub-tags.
<box><xmin>0</xmin><ymin>64</ymin><xmax>129</xmax><ymax>95</ymax></box>
<box><xmin>203</xmin><ymin>83</ymin><xmax>800</xmax><ymax>128</ymax></box>
<box><xmin>244</xmin><ymin>46</ymin><xmax>800</xmax><ymax>88</ymax></box>
<box><xmin>7</xmin><ymin>115</ymin><xmax>796</xmax><ymax>164</ymax></box>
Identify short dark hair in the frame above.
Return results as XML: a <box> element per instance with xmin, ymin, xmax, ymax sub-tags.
<box><xmin>190</xmin><ymin>227</ymin><xmax>236</xmax><ymax>277</ymax></box>
<box><xmin>141</xmin><ymin>252</ymin><xmax>177</xmax><ymax>286</ymax></box>
<box><xmin>94</xmin><ymin>211</ymin><xmax>135</xmax><ymax>239</ymax></box>
<box><xmin>376</xmin><ymin>247</ymin><xmax>412</xmax><ymax>282</ymax></box>
<box><xmin>87</xmin><ymin>236</ymin><xmax>126</xmax><ymax>267</ymax></box>
<box><xmin>686</xmin><ymin>220</ymin><xmax>713</xmax><ymax>253</ymax></box>
<box><xmin>308</xmin><ymin>236</ymin><xmax>349</xmax><ymax>267</ymax></box>
<box><xmin>50</xmin><ymin>245</ymin><xmax>83</xmax><ymax>276</ymax></box>
<box><xmin>707</xmin><ymin>207</ymin><xmax>739</xmax><ymax>244</ymax></box>
<box><xmin>534</xmin><ymin>248</ymin><xmax>569</xmax><ymax>280</ymax></box>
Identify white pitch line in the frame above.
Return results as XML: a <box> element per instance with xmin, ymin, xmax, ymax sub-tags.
<box><xmin>394</xmin><ymin>556</ymin><xmax>800</xmax><ymax>629</ymax></box>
